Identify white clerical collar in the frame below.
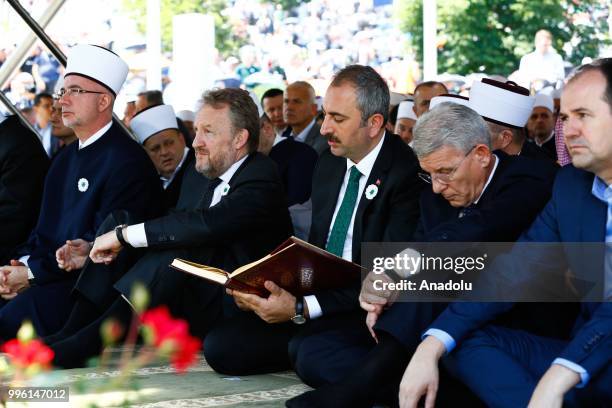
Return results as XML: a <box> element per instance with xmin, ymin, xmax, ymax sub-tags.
<box><xmin>160</xmin><ymin>147</ymin><xmax>190</xmax><ymax>189</ymax></box>
<box><xmin>293</xmin><ymin>118</ymin><xmax>316</xmax><ymax>143</ymax></box>
<box><xmin>219</xmin><ymin>154</ymin><xmax>248</xmax><ymax>184</ymax></box>
<box><xmin>473</xmin><ymin>154</ymin><xmax>499</xmax><ymax>205</ymax></box>
<box><xmin>345</xmin><ymin>132</ymin><xmax>386</xmax><ymax>180</ymax></box>
<box><xmin>78</xmin><ymin>121</ymin><xmax>112</xmax><ymax>150</ymax></box>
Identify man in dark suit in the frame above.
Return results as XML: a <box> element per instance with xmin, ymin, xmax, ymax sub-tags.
<box><xmin>202</xmin><ymin>65</ymin><xmax>423</xmax><ymax>382</ymax></box>
<box><xmin>130</xmin><ymin>104</ymin><xmax>193</xmax><ymax>210</ymax></box>
<box><xmin>0</xmin><ymin>45</ymin><xmax>162</xmax><ymax>340</ymax></box>
<box><xmin>399</xmin><ymin>59</ymin><xmax>612</xmax><ymax>408</ymax></box>
<box><xmin>46</xmin><ymin>88</ymin><xmax>293</xmax><ymax>368</ymax></box>
<box><xmin>0</xmin><ymin>115</ymin><xmax>49</xmax><ymax>265</ymax></box>
<box><xmin>288</xmin><ymin>103</ymin><xmax>560</xmax><ymax>407</ymax></box>
<box><xmin>284</xmin><ymin>81</ymin><xmax>328</xmax><ymax>154</ymax></box>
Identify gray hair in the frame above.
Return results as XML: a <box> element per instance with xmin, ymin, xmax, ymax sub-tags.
<box><xmin>412</xmin><ymin>103</ymin><xmax>490</xmax><ymax>158</ymax></box>
<box><xmin>330</xmin><ymin>65</ymin><xmax>390</xmax><ymax>126</ymax></box>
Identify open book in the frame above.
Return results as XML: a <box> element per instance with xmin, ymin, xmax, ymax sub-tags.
<box><xmin>170</xmin><ymin>236</ymin><xmax>363</xmax><ymax>297</ymax></box>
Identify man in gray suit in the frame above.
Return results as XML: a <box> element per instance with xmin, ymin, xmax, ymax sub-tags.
<box><xmin>284</xmin><ymin>81</ymin><xmax>328</xmax><ymax>154</ymax></box>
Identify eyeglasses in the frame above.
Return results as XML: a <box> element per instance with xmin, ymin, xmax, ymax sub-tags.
<box><xmin>53</xmin><ymin>88</ymin><xmax>106</xmax><ymax>99</ymax></box>
<box><xmin>418</xmin><ymin>145</ymin><xmax>477</xmax><ymax>185</ymax></box>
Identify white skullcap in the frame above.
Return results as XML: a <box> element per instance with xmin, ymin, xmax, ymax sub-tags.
<box><xmin>468</xmin><ymin>79</ymin><xmax>534</xmax><ymax>128</ymax></box>
<box><xmin>176</xmin><ymin>109</ymin><xmax>195</xmax><ymax>122</ymax></box>
<box><xmin>390</xmin><ymin>92</ymin><xmax>409</xmax><ymax>106</ymax></box>
<box><xmin>533</xmin><ymin>93</ymin><xmax>554</xmax><ymax>113</ymax></box>
<box><xmin>249</xmin><ymin>91</ymin><xmax>264</xmax><ymax>117</ymax></box>
<box><xmin>397</xmin><ymin>101</ymin><xmax>417</xmax><ymax>120</ymax></box>
<box><xmin>130</xmin><ymin>104</ymin><xmax>178</xmax><ymax>145</ymax></box>
<box><xmin>430</xmin><ymin>94</ymin><xmax>470</xmax><ymax>110</ymax></box>
<box><xmin>64</xmin><ymin>44</ymin><xmax>129</xmax><ymax>96</ymax></box>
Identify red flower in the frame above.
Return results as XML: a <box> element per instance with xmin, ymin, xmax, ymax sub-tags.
<box><xmin>140</xmin><ymin>306</ymin><xmax>201</xmax><ymax>373</ymax></box>
<box><xmin>1</xmin><ymin>339</ymin><xmax>54</xmax><ymax>370</ymax></box>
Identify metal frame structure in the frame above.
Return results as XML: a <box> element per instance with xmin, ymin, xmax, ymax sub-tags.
<box><xmin>1</xmin><ymin>0</ymin><xmax>134</xmax><ymax>139</ymax></box>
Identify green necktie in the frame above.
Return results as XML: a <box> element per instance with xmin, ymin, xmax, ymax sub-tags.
<box><xmin>326</xmin><ymin>166</ymin><xmax>362</xmax><ymax>257</ymax></box>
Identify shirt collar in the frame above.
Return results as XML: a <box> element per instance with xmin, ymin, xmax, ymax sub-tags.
<box><xmin>160</xmin><ymin>147</ymin><xmax>190</xmax><ymax>189</ymax></box>
<box><xmin>272</xmin><ymin>133</ymin><xmax>284</xmax><ymax>147</ymax></box>
<box><xmin>592</xmin><ymin>176</ymin><xmax>612</xmax><ymax>203</ymax></box>
<box><xmin>293</xmin><ymin>118</ymin><xmax>316</xmax><ymax>142</ymax></box>
<box><xmin>219</xmin><ymin>154</ymin><xmax>248</xmax><ymax>184</ymax></box>
<box><xmin>78</xmin><ymin>121</ymin><xmax>112</xmax><ymax>150</ymax></box>
<box><xmin>473</xmin><ymin>154</ymin><xmax>499</xmax><ymax>205</ymax></box>
<box><xmin>345</xmin><ymin>132</ymin><xmax>386</xmax><ymax>180</ymax></box>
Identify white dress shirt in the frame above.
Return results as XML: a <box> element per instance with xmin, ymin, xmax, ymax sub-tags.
<box><xmin>125</xmin><ymin>155</ymin><xmax>248</xmax><ymax>247</ymax></box>
<box><xmin>292</xmin><ymin>118</ymin><xmax>316</xmax><ymax>143</ymax></box>
<box><xmin>304</xmin><ymin>133</ymin><xmax>386</xmax><ymax>319</ymax></box>
<box><xmin>79</xmin><ymin>121</ymin><xmax>112</xmax><ymax>150</ymax></box>
<box><xmin>160</xmin><ymin>147</ymin><xmax>190</xmax><ymax>190</ymax></box>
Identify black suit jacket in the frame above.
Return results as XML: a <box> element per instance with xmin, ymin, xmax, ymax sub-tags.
<box><xmin>111</xmin><ymin>153</ymin><xmax>293</xmax><ymax>325</ymax></box>
<box><xmin>303</xmin><ymin>122</ymin><xmax>328</xmax><ymax>155</ymax></box>
<box><xmin>0</xmin><ymin>116</ymin><xmax>49</xmax><ymax>263</ymax></box>
<box><xmin>309</xmin><ymin>133</ymin><xmax>423</xmax><ymax>315</ymax></box>
<box><xmin>521</xmin><ymin>140</ymin><xmax>557</xmax><ymax>163</ymax></box>
<box><xmin>415</xmin><ymin>151</ymin><xmax>558</xmax><ymax>242</ymax></box>
<box><xmin>161</xmin><ymin>150</ymin><xmax>194</xmax><ymax>211</ymax></box>
<box><xmin>269</xmin><ymin>138</ymin><xmax>318</xmax><ymax>206</ymax></box>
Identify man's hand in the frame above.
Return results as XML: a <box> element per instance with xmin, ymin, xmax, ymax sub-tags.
<box><xmin>0</xmin><ymin>260</ymin><xmax>30</xmax><ymax>297</ymax></box>
<box><xmin>399</xmin><ymin>336</ymin><xmax>447</xmax><ymax>408</ymax></box>
<box><xmin>230</xmin><ymin>281</ymin><xmax>296</xmax><ymax>323</ymax></box>
<box><xmin>359</xmin><ymin>270</ymin><xmax>398</xmax><ymax>312</ymax></box>
<box><xmin>90</xmin><ymin>230</ymin><xmax>123</xmax><ymax>264</ymax></box>
<box><xmin>528</xmin><ymin>364</ymin><xmax>580</xmax><ymax>408</ymax></box>
<box><xmin>56</xmin><ymin>239</ymin><xmax>92</xmax><ymax>271</ymax></box>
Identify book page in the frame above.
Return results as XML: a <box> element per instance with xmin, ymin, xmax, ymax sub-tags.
<box><xmin>171</xmin><ymin>259</ymin><xmax>228</xmax><ymax>285</ymax></box>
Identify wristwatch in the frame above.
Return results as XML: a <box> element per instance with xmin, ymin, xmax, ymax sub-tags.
<box><xmin>291</xmin><ymin>297</ymin><xmax>307</xmax><ymax>325</ymax></box>
<box><xmin>114</xmin><ymin>224</ymin><xmax>130</xmax><ymax>247</ymax></box>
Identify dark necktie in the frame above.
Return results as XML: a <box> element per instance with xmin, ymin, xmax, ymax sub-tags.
<box><xmin>281</xmin><ymin>126</ymin><xmax>293</xmax><ymax>138</ymax></box>
<box><xmin>326</xmin><ymin>166</ymin><xmax>362</xmax><ymax>257</ymax></box>
<box><xmin>200</xmin><ymin>178</ymin><xmax>222</xmax><ymax>208</ymax></box>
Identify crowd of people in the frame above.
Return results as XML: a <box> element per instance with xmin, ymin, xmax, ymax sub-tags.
<box><xmin>0</xmin><ymin>25</ymin><xmax>610</xmax><ymax>408</ymax></box>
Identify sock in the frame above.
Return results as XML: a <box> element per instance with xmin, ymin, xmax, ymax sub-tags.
<box><xmin>286</xmin><ymin>332</ymin><xmax>409</xmax><ymax>408</ymax></box>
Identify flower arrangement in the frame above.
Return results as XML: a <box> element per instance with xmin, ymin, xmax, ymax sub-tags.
<box><xmin>0</xmin><ymin>283</ymin><xmax>201</xmax><ymax>407</ymax></box>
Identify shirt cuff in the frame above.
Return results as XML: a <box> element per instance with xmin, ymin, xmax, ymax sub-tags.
<box><xmin>552</xmin><ymin>358</ymin><xmax>590</xmax><ymax>388</ymax></box>
<box><xmin>303</xmin><ymin>295</ymin><xmax>323</xmax><ymax>319</ymax></box>
<box><xmin>18</xmin><ymin>255</ymin><xmax>33</xmax><ymax>279</ymax></box>
<box><xmin>423</xmin><ymin>328</ymin><xmax>456</xmax><ymax>354</ymax></box>
<box><xmin>124</xmin><ymin>223</ymin><xmax>148</xmax><ymax>248</ymax></box>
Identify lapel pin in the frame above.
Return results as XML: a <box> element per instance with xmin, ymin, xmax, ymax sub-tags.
<box><xmin>365</xmin><ymin>184</ymin><xmax>378</xmax><ymax>200</ymax></box>
<box><xmin>77</xmin><ymin>178</ymin><xmax>89</xmax><ymax>192</ymax></box>
<box><xmin>221</xmin><ymin>185</ymin><xmax>230</xmax><ymax>196</ymax></box>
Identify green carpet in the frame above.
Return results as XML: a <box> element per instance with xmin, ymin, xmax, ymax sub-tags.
<box><xmin>12</xmin><ymin>347</ymin><xmax>310</xmax><ymax>407</ymax></box>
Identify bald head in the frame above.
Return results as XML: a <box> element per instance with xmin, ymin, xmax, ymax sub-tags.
<box><xmin>284</xmin><ymin>81</ymin><xmax>317</xmax><ymax>134</ymax></box>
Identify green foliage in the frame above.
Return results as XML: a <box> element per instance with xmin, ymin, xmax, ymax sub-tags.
<box><xmin>273</xmin><ymin>0</ymin><xmax>310</xmax><ymax>10</ymax></box>
<box><xmin>122</xmin><ymin>0</ymin><xmax>246</xmax><ymax>57</ymax></box>
<box><xmin>397</xmin><ymin>0</ymin><xmax>610</xmax><ymax>76</ymax></box>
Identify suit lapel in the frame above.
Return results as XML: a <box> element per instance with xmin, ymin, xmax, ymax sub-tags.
<box><xmin>352</xmin><ymin>135</ymin><xmax>393</xmax><ymax>258</ymax></box>
<box><xmin>320</xmin><ymin>157</ymin><xmax>347</xmax><ymax>244</ymax></box>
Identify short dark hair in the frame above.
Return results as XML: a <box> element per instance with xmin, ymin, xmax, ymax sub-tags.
<box><xmin>414</xmin><ymin>81</ymin><xmax>448</xmax><ymax>95</ymax></box>
<box><xmin>261</xmin><ymin>88</ymin><xmax>283</xmax><ymax>104</ymax></box>
<box><xmin>566</xmin><ymin>58</ymin><xmax>612</xmax><ymax>112</ymax></box>
<box><xmin>330</xmin><ymin>65</ymin><xmax>390</xmax><ymax>126</ymax></box>
<box><xmin>139</xmin><ymin>90</ymin><xmax>164</xmax><ymax>106</ymax></box>
<box><xmin>201</xmin><ymin>88</ymin><xmax>260</xmax><ymax>153</ymax></box>
<box><xmin>34</xmin><ymin>92</ymin><xmax>53</xmax><ymax>106</ymax></box>
<box><xmin>388</xmin><ymin>104</ymin><xmax>399</xmax><ymax>127</ymax></box>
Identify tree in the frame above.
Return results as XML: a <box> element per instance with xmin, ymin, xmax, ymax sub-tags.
<box><xmin>122</xmin><ymin>0</ymin><xmax>246</xmax><ymax>57</ymax></box>
<box><xmin>396</xmin><ymin>0</ymin><xmax>610</xmax><ymax>76</ymax></box>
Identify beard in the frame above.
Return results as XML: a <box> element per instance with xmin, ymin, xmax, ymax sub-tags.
<box><xmin>195</xmin><ymin>147</ymin><xmax>234</xmax><ymax>179</ymax></box>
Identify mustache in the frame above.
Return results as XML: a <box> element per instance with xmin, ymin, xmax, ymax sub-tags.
<box><xmin>325</xmin><ymin>135</ymin><xmax>341</xmax><ymax>143</ymax></box>
<box><xmin>195</xmin><ymin>147</ymin><xmax>209</xmax><ymax>155</ymax></box>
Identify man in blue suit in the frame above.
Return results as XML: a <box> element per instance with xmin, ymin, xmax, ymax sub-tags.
<box><xmin>399</xmin><ymin>59</ymin><xmax>612</xmax><ymax>408</ymax></box>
